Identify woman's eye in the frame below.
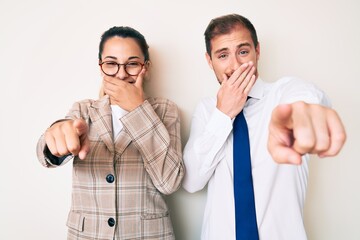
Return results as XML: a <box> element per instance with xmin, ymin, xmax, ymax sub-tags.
<box><xmin>127</xmin><ymin>62</ymin><xmax>140</xmax><ymax>66</ymax></box>
<box><xmin>106</xmin><ymin>62</ymin><xmax>117</xmax><ymax>66</ymax></box>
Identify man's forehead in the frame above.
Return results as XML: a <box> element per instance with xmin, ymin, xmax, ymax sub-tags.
<box><xmin>211</xmin><ymin>26</ymin><xmax>252</xmax><ymax>52</ymax></box>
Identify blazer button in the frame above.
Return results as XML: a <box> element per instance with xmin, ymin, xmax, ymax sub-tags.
<box><xmin>106</xmin><ymin>174</ymin><xmax>115</xmax><ymax>183</ymax></box>
<box><xmin>108</xmin><ymin>217</ymin><xmax>116</xmax><ymax>227</ymax></box>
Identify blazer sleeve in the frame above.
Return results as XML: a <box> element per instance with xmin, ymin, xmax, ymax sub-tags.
<box><xmin>121</xmin><ymin>99</ymin><xmax>184</xmax><ymax>195</ymax></box>
<box><xmin>36</xmin><ymin>101</ymin><xmax>88</xmax><ymax>168</ymax></box>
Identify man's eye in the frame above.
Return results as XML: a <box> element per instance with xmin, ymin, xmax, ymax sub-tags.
<box><xmin>239</xmin><ymin>50</ymin><xmax>249</xmax><ymax>55</ymax></box>
<box><xmin>218</xmin><ymin>54</ymin><xmax>227</xmax><ymax>59</ymax></box>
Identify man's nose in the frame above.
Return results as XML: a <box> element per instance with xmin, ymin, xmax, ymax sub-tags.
<box><xmin>116</xmin><ymin>65</ymin><xmax>128</xmax><ymax>80</ymax></box>
<box><xmin>227</xmin><ymin>56</ymin><xmax>242</xmax><ymax>76</ymax></box>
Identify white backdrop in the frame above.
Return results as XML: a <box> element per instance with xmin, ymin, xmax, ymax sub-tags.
<box><xmin>1</xmin><ymin>0</ymin><xmax>359</xmax><ymax>239</ymax></box>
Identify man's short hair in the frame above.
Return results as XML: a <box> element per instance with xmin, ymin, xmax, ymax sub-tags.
<box><xmin>204</xmin><ymin>14</ymin><xmax>258</xmax><ymax>56</ymax></box>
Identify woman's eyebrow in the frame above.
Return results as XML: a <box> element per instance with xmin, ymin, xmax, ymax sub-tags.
<box><xmin>103</xmin><ymin>56</ymin><xmax>141</xmax><ymax>61</ymax></box>
<box><xmin>128</xmin><ymin>56</ymin><xmax>141</xmax><ymax>60</ymax></box>
<box><xmin>103</xmin><ymin>56</ymin><xmax>117</xmax><ymax>60</ymax></box>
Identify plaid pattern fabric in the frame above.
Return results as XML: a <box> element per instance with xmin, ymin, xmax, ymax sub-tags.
<box><xmin>37</xmin><ymin>96</ymin><xmax>184</xmax><ymax>240</ymax></box>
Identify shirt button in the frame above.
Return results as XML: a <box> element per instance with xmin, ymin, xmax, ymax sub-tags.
<box><xmin>108</xmin><ymin>217</ymin><xmax>116</xmax><ymax>227</ymax></box>
<box><xmin>106</xmin><ymin>174</ymin><xmax>115</xmax><ymax>183</ymax></box>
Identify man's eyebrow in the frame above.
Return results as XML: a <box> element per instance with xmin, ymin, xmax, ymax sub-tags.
<box><xmin>237</xmin><ymin>43</ymin><xmax>252</xmax><ymax>48</ymax></box>
<box><xmin>213</xmin><ymin>47</ymin><xmax>229</xmax><ymax>55</ymax></box>
<box><xmin>213</xmin><ymin>43</ymin><xmax>252</xmax><ymax>55</ymax></box>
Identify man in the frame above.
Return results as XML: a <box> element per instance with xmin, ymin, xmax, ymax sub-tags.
<box><xmin>182</xmin><ymin>14</ymin><xmax>346</xmax><ymax>240</ymax></box>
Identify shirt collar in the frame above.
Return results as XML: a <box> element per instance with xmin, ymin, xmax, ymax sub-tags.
<box><xmin>248</xmin><ymin>77</ymin><xmax>265</xmax><ymax>100</ymax></box>
<box><xmin>110</xmin><ymin>104</ymin><xmax>128</xmax><ymax>119</ymax></box>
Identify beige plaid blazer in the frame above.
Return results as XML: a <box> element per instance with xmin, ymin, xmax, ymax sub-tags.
<box><xmin>37</xmin><ymin>96</ymin><xmax>184</xmax><ymax>240</ymax></box>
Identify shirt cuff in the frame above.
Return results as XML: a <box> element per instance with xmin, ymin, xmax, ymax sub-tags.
<box><xmin>205</xmin><ymin>108</ymin><xmax>233</xmax><ymax>138</ymax></box>
<box><xmin>44</xmin><ymin>145</ymin><xmax>73</xmax><ymax>166</ymax></box>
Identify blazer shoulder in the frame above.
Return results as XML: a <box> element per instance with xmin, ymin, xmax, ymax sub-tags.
<box><xmin>147</xmin><ymin>97</ymin><xmax>178</xmax><ymax>110</ymax></box>
<box><xmin>146</xmin><ymin>97</ymin><xmax>179</xmax><ymax>119</ymax></box>
<box><xmin>66</xmin><ymin>98</ymin><xmax>99</xmax><ymax>120</ymax></box>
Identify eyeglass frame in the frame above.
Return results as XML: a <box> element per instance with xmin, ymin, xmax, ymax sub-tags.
<box><xmin>99</xmin><ymin>60</ymin><xmax>146</xmax><ymax>77</ymax></box>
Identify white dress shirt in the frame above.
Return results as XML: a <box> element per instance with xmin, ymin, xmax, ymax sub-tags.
<box><xmin>110</xmin><ymin>104</ymin><xmax>128</xmax><ymax>139</ymax></box>
<box><xmin>183</xmin><ymin>77</ymin><xmax>330</xmax><ymax>240</ymax></box>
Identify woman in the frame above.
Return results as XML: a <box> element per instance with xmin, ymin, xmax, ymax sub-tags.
<box><xmin>37</xmin><ymin>26</ymin><xmax>184</xmax><ymax>240</ymax></box>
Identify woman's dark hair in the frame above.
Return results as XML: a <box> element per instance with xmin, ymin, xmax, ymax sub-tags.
<box><xmin>98</xmin><ymin>26</ymin><xmax>150</xmax><ymax>61</ymax></box>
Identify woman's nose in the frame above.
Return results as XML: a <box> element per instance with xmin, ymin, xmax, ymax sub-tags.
<box><xmin>116</xmin><ymin>65</ymin><xmax>128</xmax><ymax>80</ymax></box>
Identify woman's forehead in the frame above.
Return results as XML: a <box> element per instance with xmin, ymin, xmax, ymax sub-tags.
<box><xmin>102</xmin><ymin>36</ymin><xmax>144</xmax><ymax>59</ymax></box>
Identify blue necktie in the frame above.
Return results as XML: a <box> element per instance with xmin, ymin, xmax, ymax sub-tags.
<box><xmin>233</xmin><ymin>110</ymin><xmax>259</xmax><ymax>240</ymax></box>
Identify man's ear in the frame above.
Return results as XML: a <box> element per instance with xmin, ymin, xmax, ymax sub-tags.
<box><xmin>205</xmin><ymin>52</ymin><xmax>214</xmax><ymax>70</ymax></box>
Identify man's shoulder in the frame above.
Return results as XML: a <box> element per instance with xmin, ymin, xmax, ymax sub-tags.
<box><xmin>266</xmin><ymin>76</ymin><xmax>318</xmax><ymax>93</ymax></box>
<box><xmin>190</xmin><ymin>96</ymin><xmax>217</xmax><ymax>116</ymax></box>
<box><xmin>198</xmin><ymin>96</ymin><xmax>217</xmax><ymax>107</ymax></box>
<box><xmin>270</xmin><ymin>76</ymin><xmax>327</xmax><ymax>105</ymax></box>
<box><xmin>273</xmin><ymin>76</ymin><xmax>311</xmax><ymax>87</ymax></box>
<box><xmin>257</xmin><ymin>76</ymin><xmax>320</xmax><ymax>98</ymax></box>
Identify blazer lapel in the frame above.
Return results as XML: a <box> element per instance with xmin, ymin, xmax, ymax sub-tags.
<box><xmin>89</xmin><ymin>96</ymin><xmax>114</xmax><ymax>153</ymax></box>
<box><xmin>114</xmin><ymin>129</ymin><xmax>132</xmax><ymax>156</ymax></box>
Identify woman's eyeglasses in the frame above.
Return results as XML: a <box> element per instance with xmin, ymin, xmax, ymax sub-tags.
<box><xmin>99</xmin><ymin>61</ymin><xmax>145</xmax><ymax>76</ymax></box>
